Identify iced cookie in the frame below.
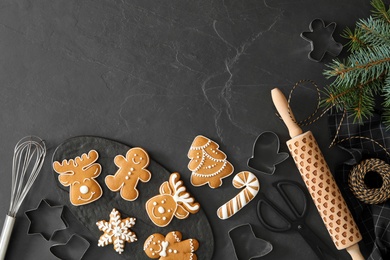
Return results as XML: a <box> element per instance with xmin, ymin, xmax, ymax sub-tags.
<box><xmin>144</xmin><ymin>231</ymin><xmax>199</xmax><ymax>260</ymax></box>
<box><xmin>96</xmin><ymin>208</ymin><xmax>137</xmax><ymax>254</ymax></box>
<box><xmin>53</xmin><ymin>150</ymin><xmax>103</xmax><ymax>206</ymax></box>
<box><xmin>146</xmin><ymin>173</ymin><xmax>200</xmax><ymax>227</ymax></box>
<box><xmin>187</xmin><ymin>135</ymin><xmax>234</xmax><ymax>188</ymax></box>
<box><xmin>217</xmin><ymin>171</ymin><xmax>260</xmax><ymax>219</ymax></box>
<box><xmin>105</xmin><ymin>147</ymin><xmax>151</xmax><ymax>201</ymax></box>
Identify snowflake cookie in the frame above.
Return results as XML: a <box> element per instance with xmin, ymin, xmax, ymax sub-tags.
<box><xmin>96</xmin><ymin>208</ymin><xmax>137</xmax><ymax>254</ymax></box>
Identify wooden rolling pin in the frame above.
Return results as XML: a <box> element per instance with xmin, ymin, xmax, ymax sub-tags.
<box><xmin>271</xmin><ymin>88</ymin><xmax>364</xmax><ymax>260</ymax></box>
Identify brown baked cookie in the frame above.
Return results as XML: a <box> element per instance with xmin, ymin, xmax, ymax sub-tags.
<box><xmin>96</xmin><ymin>208</ymin><xmax>137</xmax><ymax>254</ymax></box>
<box><xmin>145</xmin><ymin>173</ymin><xmax>200</xmax><ymax>227</ymax></box>
<box><xmin>187</xmin><ymin>135</ymin><xmax>234</xmax><ymax>188</ymax></box>
<box><xmin>105</xmin><ymin>147</ymin><xmax>151</xmax><ymax>201</ymax></box>
<box><xmin>53</xmin><ymin>150</ymin><xmax>103</xmax><ymax>206</ymax></box>
<box><xmin>144</xmin><ymin>231</ymin><xmax>199</xmax><ymax>260</ymax></box>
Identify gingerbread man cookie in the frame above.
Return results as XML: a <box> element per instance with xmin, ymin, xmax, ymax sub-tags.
<box><xmin>187</xmin><ymin>135</ymin><xmax>234</xmax><ymax>188</ymax></box>
<box><xmin>146</xmin><ymin>173</ymin><xmax>200</xmax><ymax>227</ymax></box>
<box><xmin>144</xmin><ymin>231</ymin><xmax>199</xmax><ymax>260</ymax></box>
<box><xmin>105</xmin><ymin>147</ymin><xmax>151</xmax><ymax>201</ymax></box>
<box><xmin>53</xmin><ymin>150</ymin><xmax>103</xmax><ymax>206</ymax></box>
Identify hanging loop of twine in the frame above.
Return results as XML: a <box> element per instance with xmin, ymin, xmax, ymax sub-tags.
<box><xmin>278</xmin><ymin>79</ymin><xmax>390</xmax><ymax>157</ymax></box>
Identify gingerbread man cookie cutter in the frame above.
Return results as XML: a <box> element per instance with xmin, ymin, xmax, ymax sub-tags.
<box><xmin>53</xmin><ymin>150</ymin><xmax>103</xmax><ymax>206</ymax></box>
<box><xmin>301</xmin><ymin>18</ymin><xmax>343</xmax><ymax>62</ymax></box>
<box><xmin>105</xmin><ymin>147</ymin><xmax>151</xmax><ymax>201</ymax></box>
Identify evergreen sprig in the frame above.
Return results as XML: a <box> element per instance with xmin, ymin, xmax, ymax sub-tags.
<box><xmin>323</xmin><ymin>0</ymin><xmax>390</xmax><ymax>126</ymax></box>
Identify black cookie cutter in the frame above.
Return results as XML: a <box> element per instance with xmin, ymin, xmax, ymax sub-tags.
<box><xmin>247</xmin><ymin>131</ymin><xmax>289</xmax><ymax>175</ymax></box>
<box><xmin>228</xmin><ymin>223</ymin><xmax>273</xmax><ymax>260</ymax></box>
<box><xmin>25</xmin><ymin>199</ymin><xmax>68</xmax><ymax>241</ymax></box>
<box><xmin>50</xmin><ymin>233</ymin><xmax>90</xmax><ymax>260</ymax></box>
<box><xmin>301</xmin><ymin>18</ymin><xmax>343</xmax><ymax>62</ymax></box>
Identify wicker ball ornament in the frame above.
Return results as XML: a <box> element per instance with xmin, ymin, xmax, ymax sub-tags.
<box><xmin>349</xmin><ymin>159</ymin><xmax>390</xmax><ymax>204</ymax></box>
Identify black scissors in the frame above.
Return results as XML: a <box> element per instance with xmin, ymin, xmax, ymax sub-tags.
<box><xmin>257</xmin><ymin>180</ymin><xmax>338</xmax><ymax>260</ymax></box>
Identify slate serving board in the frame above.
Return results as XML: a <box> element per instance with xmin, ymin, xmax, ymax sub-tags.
<box><xmin>52</xmin><ymin>136</ymin><xmax>214</xmax><ymax>259</ymax></box>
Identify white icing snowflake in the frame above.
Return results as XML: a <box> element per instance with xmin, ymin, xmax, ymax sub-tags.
<box><xmin>96</xmin><ymin>208</ymin><xmax>137</xmax><ymax>254</ymax></box>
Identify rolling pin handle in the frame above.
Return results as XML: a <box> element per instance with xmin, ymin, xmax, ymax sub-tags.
<box><xmin>346</xmin><ymin>243</ymin><xmax>364</xmax><ymax>260</ymax></box>
<box><xmin>271</xmin><ymin>88</ymin><xmax>303</xmax><ymax>138</ymax></box>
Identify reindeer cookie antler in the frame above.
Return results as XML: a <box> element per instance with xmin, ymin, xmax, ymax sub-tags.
<box><xmin>53</xmin><ymin>150</ymin><xmax>103</xmax><ymax>206</ymax></box>
<box><xmin>146</xmin><ymin>173</ymin><xmax>200</xmax><ymax>227</ymax></box>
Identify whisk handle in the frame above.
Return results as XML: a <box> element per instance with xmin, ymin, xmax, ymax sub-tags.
<box><xmin>0</xmin><ymin>215</ymin><xmax>15</xmax><ymax>260</ymax></box>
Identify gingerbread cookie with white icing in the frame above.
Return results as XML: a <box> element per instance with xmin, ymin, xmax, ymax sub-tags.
<box><xmin>105</xmin><ymin>147</ymin><xmax>151</xmax><ymax>201</ymax></box>
<box><xmin>187</xmin><ymin>135</ymin><xmax>234</xmax><ymax>188</ymax></box>
<box><xmin>53</xmin><ymin>150</ymin><xmax>103</xmax><ymax>206</ymax></box>
<box><xmin>146</xmin><ymin>173</ymin><xmax>200</xmax><ymax>227</ymax></box>
<box><xmin>144</xmin><ymin>231</ymin><xmax>199</xmax><ymax>260</ymax></box>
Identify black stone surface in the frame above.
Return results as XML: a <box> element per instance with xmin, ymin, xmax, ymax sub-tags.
<box><xmin>0</xmin><ymin>0</ymin><xmax>374</xmax><ymax>259</ymax></box>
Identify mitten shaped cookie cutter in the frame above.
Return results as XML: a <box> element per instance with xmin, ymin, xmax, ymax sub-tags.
<box><xmin>25</xmin><ymin>199</ymin><xmax>68</xmax><ymax>240</ymax></box>
<box><xmin>247</xmin><ymin>131</ymin><xmax>289</xmax><ymax>175</ymax></box>
<box><xmin>301</xmin><ymin>18</ymin><xmax>343</xmax><ymax>62</ymax></box>
<box><xmin>50</xmin><ymin>234</ymin><xmax>90</xmax><ymax>260</ymax></box>
<box><xmin>229</xmin><ymin>223</ymin><xmax>273</xmax><ymax>260</ymax></box>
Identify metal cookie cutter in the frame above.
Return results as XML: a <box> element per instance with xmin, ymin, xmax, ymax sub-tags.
<box><xmin>247</xmin><ymin>131</ymin><xmax>289</xmax><ymax>175</ymax></box>
<box><xmin>301</xmin><ymin>18</ymin><xmax>343</xmax><ymax>62</ymax></box>
<box><xmin>25</xmin><ymin>199</ymin><xmax>68</xmax><ymax>241</ymax></box>
<box><xmin>229</xmin><ymin>223</ymin><xmax>273</xmax><ymax>260</ymax></box>
<box><xmin>50</xmin><ymin>234</ymin><xmax>90</xmax><ymax>260</ymax></box>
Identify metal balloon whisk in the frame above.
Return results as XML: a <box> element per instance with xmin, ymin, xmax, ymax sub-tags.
<box><xmin>0</xmin><ymin>136</ymin><xmax>46</xmax><ymax>260</ymax></box>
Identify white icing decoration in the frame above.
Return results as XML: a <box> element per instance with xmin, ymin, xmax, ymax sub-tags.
<box><xmin>125</xmin><ymin>176</ymin><xmax>129</xmax><ymax>180</ymax></box>
<box><xmin>160</xmin><ymin>241</ymin><xmax>169</xmax><ymax>257</ymax></box>
<box><xmin>174</xmin><ymin>250</ymin><xmax>177</xmax><ymax>254</ymax></box>
<box><xmin>80</xmin><ymin>185</ymin><xmax>89</xmax><ymax>194</ymax></box>
<box><xmin>158</xmin><ymin>206</ymin><xmax>165</xmax><ymax>214</ymax></box>
<box><xmin>153</xmin><ymin>202</ymin><xmax>157</xmax><ymax>206</ymax></box>
<box><xmin>143</xmin><ymin>235</ymin><xmax>154</xmax><ymax>251</ymax></box>
<box><xmin>168</xmin><ymin>249</ymin><xmax>172</xmax><ymax>253</ymax></box>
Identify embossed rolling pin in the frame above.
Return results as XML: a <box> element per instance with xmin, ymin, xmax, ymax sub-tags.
<box><xmin>271</xmin><ymin>88</ymin><xmax>364</xmax><ymax>260</ymax></box>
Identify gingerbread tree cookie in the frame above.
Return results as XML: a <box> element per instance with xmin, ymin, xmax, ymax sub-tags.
<box><xmin>105</xmin><ymin>147</ymin><xmax>151</xmax><ymax>201</ymax></box>
<box><xmin>187</xmin><ymin>135</ymin><xmax>234</xmax><ymax>188</ymax></box>
<box><xmin>146</xmin><ymin>173</ymin><xmax>200</xmax><ymax>227</ymax></box>
<box><xmin>144</xmin><ymin>231</ymin><xmax>199</xmax><ymax>260</ymax></box>
<box><xmin>53</xmin><ymin>150</ymin><xmax>103</xmax><ymax>206</ymax></box>
<box><xmin>96</xmin><ymin>208</ymin><xmax>137</xmax><ymax>254</ymax></box>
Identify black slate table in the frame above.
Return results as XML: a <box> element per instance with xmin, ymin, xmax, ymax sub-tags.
<box><xmin>0</xmin><ymin>0</ymin><xmax>374</xmax><ymax>259</ymax></box>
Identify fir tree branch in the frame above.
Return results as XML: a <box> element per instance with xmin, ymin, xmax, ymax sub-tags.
<box><xmin>371</xmin><ymin>0</ymin><xmax>390</xmax><ymax>23</ymax></box>
<box><xmin>332</xmin><ymin>56</ymin><xmax>390</xmax><ymax>76</ymax></box>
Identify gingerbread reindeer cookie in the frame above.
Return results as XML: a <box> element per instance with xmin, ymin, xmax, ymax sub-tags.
<box><xmin>105</xmin><ymin>147</ymin><xmax>151</xmax><ymax>201</ymax></box>
<box><xmin>53</xmin><ymin>150</ymin><xmax>103</xmax><ymax>206</ymax></box>
<box><xmin>187</xmin><ymin>135</ymin><xmax>234</xmax><ymax>188</ymax></box>
<box><xmin>144</xmin><ymin>231</ymin><xmax>199</xmax><ymax>260</ymax></box>
<box><xmin>146</xmin><ymin>173</ymin><xmax>200</xmax><ymax>227</ymax></box>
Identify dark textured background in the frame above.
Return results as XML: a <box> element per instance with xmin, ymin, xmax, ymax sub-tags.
<box><xmin>0</xmin><ymin>0</ymin><xmax>373</xmax><ymax>259</ymax></box>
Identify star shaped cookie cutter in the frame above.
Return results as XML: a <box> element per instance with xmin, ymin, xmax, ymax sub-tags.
<box><xmin>301</xmin><ymin>18</ymin><xmax>343</xmax><ymax>62</ymax></box>
<box><xmin>25</xmin><ymin>199</ymin><xmax>68</xmax><ymax>241</ymax></box>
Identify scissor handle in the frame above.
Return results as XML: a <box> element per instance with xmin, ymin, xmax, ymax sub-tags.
<box><xmin>256</xmin><ymin>194</ymin><xmax>292</xmax><ymax>232</ymax></box>
<box><xmin>274</xmin><ymin>181</ymin><xmax>308</xmax><ymax>219</ymax></box>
